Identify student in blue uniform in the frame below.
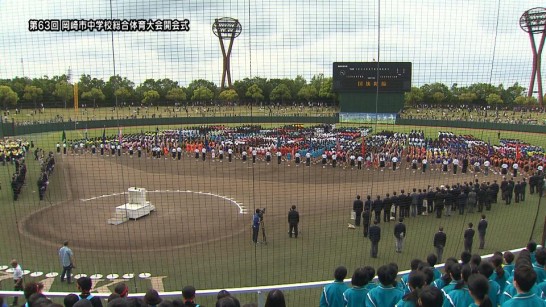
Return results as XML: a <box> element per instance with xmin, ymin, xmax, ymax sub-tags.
<box><xmin>396</xmin><ymin>270</ymin><xmax>426</xmax><ymax>307</ymax></box>
<box><xmin>366</xmin><ymin>264</ymin><xmax>403</xmax><ymax>307</ymax></box>
<box><xmin>477</xmin><ymin>261</ymin><xmax>501</xmax><ymax>306</ymax></box>
<box><xmin>467</xmin><ymin>274</ymin><xmax>492</xmax><ymax>307</ymax></box>
<box><xmin>444</xmin><ymin>265</ymin><xmax>473</xmax><ymax>307</ymax></box>
<box><xmin>319</xmin><ymin>266</ymin><xmax>349</xmax><ymax>307</ymax></box>
<box><xmin>343</xmin><ymin>267</ymin><xmax>369</xmax><ymax>307</ymax></box>
<box><xmin>502</xmin><ymin>265</ymin><xmax>546</xmax><ymax>306</ymax></box>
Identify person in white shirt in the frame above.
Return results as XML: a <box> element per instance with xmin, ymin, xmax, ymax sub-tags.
<box><xmin>501</xmin><ymin>162</ymin><xmax>508</xmax><ymax>175</ymax></box>
<box><xmin>266</xmin><ymin>150</ymin><xmax>272</xmax><ymax>164</ymax></box>
<box><xmin>392</xmin><ymin>156</ymin><xmax>399</xmax><ymax>171</ymax></box>
<box><xmin>321</xmin><ymin>153</ymin><xmax>327</xmax><ymax>168</ymax></box>
<box><xmin>228</xmin><ymin>148</ymin><xmax>233</xmax><ymax>162</ymax></box>
<box><xmin>512</xmin><ymin>162</ymin><xmax>519</xmax><ymax>177</ymax></box>
<box><xmin>201</xmin><ymin>147</ymin><xmax>207</xmax><ymax>161</ymax></box>
<box><xmin>422</xmin><ymin>158</ymin><xmax>428</xmax><ymax>173</ymax></box>
<box><xmin>453</xmin><ymin>158</ymin><xmax>459</xmax><ymax>175</ymax></box>
<box><xmin>305</xmin><ymin>152</ymin><xmax>311</xmax><ymax>166</ymax></box>
<box><xmin>350</xmin><ymin>154</ymin><xmax>356</xmax><ymax>169</ymax></box>
<box><xmin>483</xmin><ymin>160</ymin><xmax>490</xmax><ymax>176</ymax></box>
<box><xmin>211</xmin><ymin>148</ymin><xmax>216</xmax><ymax>161</ymax></box>
<box><xmin>242</xmin><ymin>150</ymin><xmax>248</xmax><ymax>162</ymax></box>
<box><xmin>177</xmin><ymin>146</ymin><xmax>182</xmax><ymax>160</ymax></box>
<box><xmin>11</xmin><ymin>259</ymin><xmax>23</xmax><ymax>306</ymax></box>
<box><xmin>295</xmin><ymin>151</ymin><xmax>301</xmax><ymax>166</ymax></box>
<box><xmin>332</xmin><ymin>153</ymin><xmax>337</xmax><ymax>168</ymax></box>
<box><xmin>276</xmin><ymin>151</ymin><xmax>282</xmax><ymax>164</ymax></box>
<box><xmin>357</xmin><ymin>155</ymin><xmax>363</xmax><ymax>170</ymax></box>
<box><xmin>194</xmin><ymin>148</ymin><xmax>200</xmax><ymax>160</ymax></box>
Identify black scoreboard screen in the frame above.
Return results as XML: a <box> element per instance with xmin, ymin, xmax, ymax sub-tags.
<box><xmin>333</xmin><ymin>62</ymin><xmax>412</xmax><ymax>92</ymax></box>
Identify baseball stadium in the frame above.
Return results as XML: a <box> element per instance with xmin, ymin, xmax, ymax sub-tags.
<box><xmin>1</xmin><ymin>1</ymin><xmax>546</xmax><ymax>307</ymax></box>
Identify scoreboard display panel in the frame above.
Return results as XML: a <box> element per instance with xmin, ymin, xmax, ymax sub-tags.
<box><xmin>333</xmin><ymin>62</ymin><xmax>412</xmax><ymax>92</ymax></box>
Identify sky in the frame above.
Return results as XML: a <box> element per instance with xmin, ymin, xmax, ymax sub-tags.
<box><xmin>0</xmin><ymin>0</ymin><xmax>544</xmax><ymax>90</ymax></box>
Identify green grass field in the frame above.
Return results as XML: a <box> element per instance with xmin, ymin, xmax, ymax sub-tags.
<box><xmin>1</xmin><ymin>122</ymin><xmax>545</xmax><ymax>307</ymax></box>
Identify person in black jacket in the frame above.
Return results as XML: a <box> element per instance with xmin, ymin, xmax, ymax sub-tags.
<box><xmin>478</xmin><ymin>214</ymin><xmax>488</xmax><ymax>249</ymax></box>
<box><xmin>433</xmin><ymin>227</ymin><xmax>447</xmax><ymax>263</ymax></box>
<box><xmin>383</xmin><ymin>193</ymin><xmax>392</xmax><ymax>222</ymax></box>
<box><xmin>464</xmin><ymin>223</ymin><xmax>475</xmax><ymax>253</ymax></box>
<box><xmin>353</xmin><ymin>195</ymin><xmax>364</xmax><ymax>226</ymax></box>
<box><xmin>372</xmin><ymin>195</ymin><xmax>383</xmax><ymax>223</ymax></box>
<box><xmin>394</xmin><ymin>218</ymin><xmax>406</xmax><ymax>253</ymax></box>
<box><xmin>288</xmin><ymin>205</ymin><xmax>299</xmax><ymax>238</ymax></box>
<box><xmin>368</xmin><ymin>220</ymin><xmax>381</xmax><ymax>258</ymax></box>
<box><xmin>362</xmin><ymin>207</ymin><xmax>371</xmax><ymax>237</ymax></box>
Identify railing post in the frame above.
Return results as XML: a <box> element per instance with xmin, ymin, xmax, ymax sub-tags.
<box><xmin>257</xmin><ymin>290</ymin><xmax>265</xmax><ymax>307</ymax></box>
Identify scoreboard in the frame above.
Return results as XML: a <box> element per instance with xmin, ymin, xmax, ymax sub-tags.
<box><xmin>333</xmin><ymin>62</ymin><xmax>412</xmax><ymax>92</ymax></box>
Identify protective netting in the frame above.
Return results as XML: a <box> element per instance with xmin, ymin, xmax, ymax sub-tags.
<box><xmin>1</xmin><ymin>1</ymin><xmax>546</xmax><ymax>306</ymax></box>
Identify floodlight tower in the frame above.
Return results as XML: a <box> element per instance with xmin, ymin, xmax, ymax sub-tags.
<box><xmin>212</xmin><ymin>17</ymin><xmax>242</xmax><ymax>90</ymax></box>
<box><xmin>520</xmin><ymin>7</ymin><xmax>546</xmax><ymax>107</ymax></box>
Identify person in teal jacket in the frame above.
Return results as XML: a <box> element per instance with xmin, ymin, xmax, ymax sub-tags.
<box><xmin>440</xmin><ymin>263</ymin><xmax>462</xmax><ymax>299</ymax></box>
<box><xmin>366</xmin><ymin>264</ymin><xmax>403</xmax><ymax>307</ymax></box>
<box><xmin>443</xmin><ymin>265</ymin><xmax>473</xmax><ymax>307</ymax></box>
<box><xmin>502</xmin><ymin>264</ymin><xmax>546</xmax><ymax>306</ymax></box>
<box><xmin>320</xmin><ymin>266</ymin><xmax>349</xmax><ymax>307</ymax></box>
<box><xmin>343</xmin><ymin>267</ymin><xmax>369</xmax><ymax>307</ymax></box>
<box><xmin>477</xmin><ymin>261</ymin><xmax>501</xmax><ymax>306</ymax></box>
<box><xmin>395</xmin><ymin>271</ymin><xmax>426</xmax><ymax>307</ymax></box>
<box><xmin>467</xmin><ymin>274</ymin><xmax>493</xmax><ymax>307</ymax></box>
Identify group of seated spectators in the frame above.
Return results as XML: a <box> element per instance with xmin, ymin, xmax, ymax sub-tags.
<box><xmin>401</xmin><ymin>105</ymin><xmax>546</xmax><ymax>125</ymax></box>
<box><xmin>6</xmin><ymin>242</ymin><xmax>546</xmax><ymax>307</ymax></box>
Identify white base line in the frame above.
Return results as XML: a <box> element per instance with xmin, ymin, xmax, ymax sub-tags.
<box><xmin>80</xmin><ymin>190</ymin><xmax>246</xmax><ymax>214</ymax></box>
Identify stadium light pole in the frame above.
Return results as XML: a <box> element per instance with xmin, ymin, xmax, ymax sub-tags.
<box><xmin>520</xmin><ymin>7</ymin><xmax>546</xmax><ymax>107</ymax></box>
<box><xmin>212</xmin><ymin>17</ymin><xmax>242</xmax><ymax>90</ymax></box>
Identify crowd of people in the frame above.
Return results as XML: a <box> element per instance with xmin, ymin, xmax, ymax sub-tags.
<box><xmin>37</xmin><ymin>152</ymin><xmax>55</xmax><ymax>201</ymax></box>
<box><xmin>401</xmin><ymin>105</ymin><xmax>546</xmax><ymax>126</ymax></box>
<box><xmin>5</xmin><ymin>242</ymin><xmax>546</xmax><ymax>307</ymax></box>
<box><xmin>59</xmin><ymin>126</ymin><xmax>546</xmax><ymax>179</ymax></box>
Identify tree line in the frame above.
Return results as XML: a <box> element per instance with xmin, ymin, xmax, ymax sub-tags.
<box><xmin>0</xmin><ymin>74</ymin><xmax>541</xmax><ymax>109</ymax></box>
<box><xmin>0</xmin><ymin>74</ymin><xmax>336</xmax><ymax>109</ymax></box>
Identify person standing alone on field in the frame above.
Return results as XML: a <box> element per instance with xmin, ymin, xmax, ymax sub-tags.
<box><xmin>59</xmin><ymin>240</ymin><xmax>75</xmax><ymax>283</ymax></box>
<box><xmin>288</xmin><ymin>205</ymin><xmax>299</xmax><ymax>238</ymax></box>
<box><xmin>464</xmin><ymin>223</ymin><xmax>475</xmax><ymax>253</ymax></box>
<box><xmin>369</xmin><ymin>220</ymin><xmax>381</xmax><ymax>258</ymax></box>
<box><xmin>10</xmin><ymin>259</ymin><xmax>23</xmax><ymax>306</ymax></box>
<box><xmin>433</xmin><ymin>227</ymin><xmax>447</xmax><ymax>263</ymax></box>
<box><xmin>478</xmin><ymin>215</ymin><xmax>488</xmax><ymax>249</ymax></box>
<box><xmin>394</xmin><ymin>218</ymin><xmax>406</xmax><ymax>253</ymax></box>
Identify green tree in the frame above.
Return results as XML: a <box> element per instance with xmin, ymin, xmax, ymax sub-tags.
<box><xmin>81</xmin><ymin>88</ymin><xmax>105</xmax><ymax>108</ymax></box>
<box><xmin>165</xmin><ymin>87</ymin><xmax>187</xmax><ymax>105</ymax></box>
<box><xmin>191</xmin><ymin>86</ymin><xmax>214</xmax><ymax>101</ymax></box>
<box><xmin>246</xmin><ymin>84</ymin><xmax>264</xmax><ymax>105</ymax></box>
<box><xmin>404</xmin><ymin>87</ymin><xmax>424</xmax><ymax>106</ymax></box>
<box><xmin>104</xmin><ymin>75</ymin><xmax>135</xmax><ymax>106</ymax></box>
<box><xmin>187</xmin><ymin>79</ymin><xmax>217</xmax><ymax>101</ymax></box>
<box><xmin>23</xmin><ymin>85</ymin><xmax>43</xmax><ymax>109</ymax></box>
<box><xmin>421</xmin><ymin>83</ymin><xmax>450</xmax><ymax>104</ymax></box>
<box><xmin>467</xmin><ymin>83</ymin><xmax>501</xmax><ymax>104</ymax></box>
<box><xmin>270</xmin><ymin>84</ymin><xmax>292</xmax><ymax>104</ymax></box>
<box><xmin>53</xmin><ymin>81</ymin><xmax>74</xmax><ymax>109</ymax></box>
<box><xmin>318</xmin><ymin>77</ymin><xmax>336</xmax><ymax>104</ymax></box>
<box><xmin>291</xmin><ymin>75</ymin><xmax>307</xmax><ymax>98</ymax></box>
<box><xmin>431</xmin><ymin>92</ymin><xmax>446</xmax><ymax>104</ymax></box>
<box><xmin>141</xmin><ymin>90</ymin><xmax>160</xmax><ymax>105</ymax></box>
<box><xmin>310</xmin><ymin>74</ymin><xmax>325</xmax><ymax>93</ymax></box>
<box><xmin>458</xmin><ymin>92</ymin><xmax>477</xmax><ymax>105</ymax></box>
<box><xmin>485</xmin><ymin>93</ymin><xmax>503</xmax><ymax>105</ymax></box>
<box><xmin>79</xmin><ymin>74</ymin><xmax>105</xmax><ymax>95</ymax></box>
<box><xmin>297</xmin><ymin>85</ymin><xmax>318</xmax><ymax>102</ymax></box>
<box><xmin>0</xmin><ymin>85</ymin><xmax>18</xmax><ymax>109</ymax></box>
<box><xmin>514</xmin><ymin>96</ymin><xmax>527</xmax><ymax>105</ymax></box>
<box><xmin>115</xmin><ymin>87</ymin><xmax>133</xmax><ymax>105</ymax></box>
<box><xmin>502</xmin><ymin>82</ymin><xmax>526</xmax><ymax>105</ymax></box>
<box><xmin>218</xmin><ymin>89</ymin><xmax>239</xmax><ymax>103</ymax></box>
